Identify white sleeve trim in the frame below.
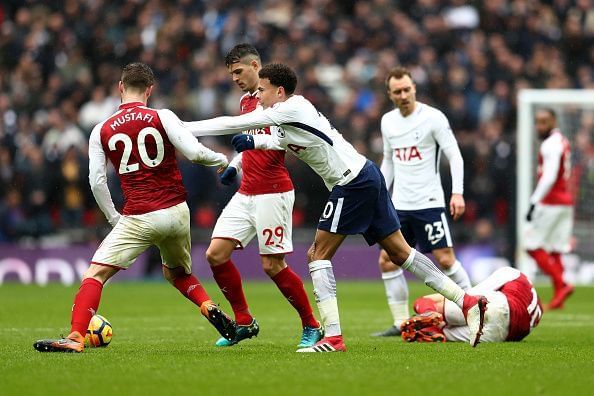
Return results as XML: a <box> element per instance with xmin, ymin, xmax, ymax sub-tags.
<box><xmin>183</xmin><ymin>111</ymin><xmax>276</xmax><ymax>137</ymax></box>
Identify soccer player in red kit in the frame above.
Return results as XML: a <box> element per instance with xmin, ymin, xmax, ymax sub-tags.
<box><xmin>203</xmin><ymin>44</ymin><xmax>322</xmax><ymax>347</ymax></box>
<box><xmin>525</xmin><ymin>108</ymin><xmax>574</xmax><ymax>309</ymax></box>
<box><xmin>402</xmin><ymin>267</ymin><xmax>543</xmax><ymax>343</ymax></box>
<box><xmin>34</xmin><ymin>63</ymin><xmax>236</xmax><ymax>352</ymax></box>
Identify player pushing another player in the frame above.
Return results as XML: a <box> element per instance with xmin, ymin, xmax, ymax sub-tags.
<box><xmin>203</xmin><ymin>44</ymin><xmax>322</xmax><ymax>348</ymax></box>
<box><xmin>184</xmin><ymin>63</ymin><xmax>489</xmax><ymax>352</ymax></box>
<box><xmin>401</xmin><ymin>267</ymin><xmax>542</xmax><ymax>344</ymax></box>
<box><xmin>373</xmin><ymin>67</ymin><xmax>471</xmax><ymax>337</ymax></box>
<box><xmin>525</xmin><ymin>109</ymin><xmax>574</xmax><ymax>310</ymax></box>
<box><xmin>34</xmin><ymin>63</ymin><xmax>236</xmax><ymax>353</ymax></box>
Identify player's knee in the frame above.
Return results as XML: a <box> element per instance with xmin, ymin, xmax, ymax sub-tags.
<box><xmin>205</xmin><ymin>246</ymin><xmax>229</xmax><ymax>266</ymax></box>
<box><xmin>162</xmin><ymin>265</ymin><xmax>186</xmax><ymax>283</ymax></box>
<box><xmin>83</xmin><ymin>265</ymin><xmax>115</xmax><ymax>284</ymax></box>
<box><xmin>261</xmin><ymin>255</ymin><xmax>286</xmax><ymax>277</ymax></box>
<box><xmin>435</xmin><ymin>252</ymin><xmax>455</xmax><ymax>269</ymax></box>
<box><xmin>378</xmin><ymin>251</ymin><xmax>397</xmax><ymax>272</ymax></box>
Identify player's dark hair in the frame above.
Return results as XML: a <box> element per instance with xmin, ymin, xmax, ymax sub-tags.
<box><xmin>385</xmin><ymin>66</ymin><xmax>413</xmax><ymax>88</ymax></box>
<box><xmin>259</xmin><ymin>63</ymin><xmax>297</xmax><ymax>95</ymax></box>
<box><xmin>538</xmin><ymin>107</ymin><xmax>557</xmax><ymax>120</ymax></box>
<box><xmin>224</xmin><ymin>43</ymin><xmax>261</xmax><ymax>67</ymax></box>
<box><xmin>121</xmin><ymin>62</ymin><xmax>155</xmax><ymax>91</ymax></box>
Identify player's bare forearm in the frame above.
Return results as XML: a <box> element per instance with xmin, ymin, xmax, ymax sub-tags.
<box><xmin>450</xmin><ymin>193</ymin><xmax>465</xmax><ymax>221</ymax></box>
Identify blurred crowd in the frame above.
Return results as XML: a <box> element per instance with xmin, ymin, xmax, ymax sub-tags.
<box><xmin>0</xmin><ymin>0</ymin><xmax>593</xmax><ymax>258</ymax></box>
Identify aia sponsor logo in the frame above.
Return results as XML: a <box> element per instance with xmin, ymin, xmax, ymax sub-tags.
<box><xmin>394</xmin><ymin>146</ymin><xmax>422</xmax><ymax>161</ymax></box>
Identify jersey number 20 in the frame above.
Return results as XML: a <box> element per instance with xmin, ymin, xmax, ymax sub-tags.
<box><xmin>108</xmin><ymin>127</ymin><xmax>164</xmax><ymax>174</ymax></box>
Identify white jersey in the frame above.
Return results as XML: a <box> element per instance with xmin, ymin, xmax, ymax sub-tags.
<box><xmin>185</xmin><ymin>95</ymin><xmax>367</xmax><ymax>190</ymax></box>
<box><xmin>380</xmin><ymin>102</ymin><xmax>464</xmax><ymax>210</ymax></box>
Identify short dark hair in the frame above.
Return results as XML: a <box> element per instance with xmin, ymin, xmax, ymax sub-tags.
<box><xmin>121</xmin><ymin>62</ymin><xmax>155</xmax><ymax>91</ymax></box>
<box><xmin>258</xmin><ymin>63</ymin><xmax>297</xmax><ymax>95</ymax></box>
<box><xmin>224</xmin><ymin>43</ymin><xmax>261</xmax><ymax>67</ymax></box>
<box><xmin>537</xmin><ymin>107</ymin><xmax>557</xmax><ymax>120</ymax></box>
<box><xmin>385</xmin><ymin>66</ymin><xmax>413</xmax><ymax>89</ymax></box>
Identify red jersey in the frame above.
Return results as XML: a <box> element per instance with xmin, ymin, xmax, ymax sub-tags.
<box><xmin>99</xmin><ymin>102</ymin><xmax>186</xmax><ymax>215</ymax></box>
<box><xmin>537</xmin><ymin>130</ymin><xmax>573</xmax><ymax>205</ymax></box>
<box><xmin>238</xmin><ymin>92</ymin><xmax>293</xmax><ymax>195</ymax></box>
<box><xmin>499</xmin><ymin>273</ymin><xmax>543</xmax><ymax>341</ymax></box>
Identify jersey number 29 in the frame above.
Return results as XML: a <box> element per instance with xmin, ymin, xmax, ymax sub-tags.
<box><xmin>108</xmin><ymin>127</ymin><xmax>164</xmax><ymax>174</ymax></box>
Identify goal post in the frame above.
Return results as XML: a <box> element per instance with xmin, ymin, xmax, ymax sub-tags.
<box><xmin>516</xmin><ymin>89</ymin><xmax>594</xmax><ymax>279</ymax></box>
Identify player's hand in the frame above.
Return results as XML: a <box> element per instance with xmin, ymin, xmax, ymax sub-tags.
<box><xmin>219</xmin><ymin>166</ymin><xmax>237</xmax><ymax>185</ymax></box>
<box><xmin>526</xmin><ymin>204</ymin><xmax>535</xmax><ymax>222</ymax></box>
<box><xmin>449</xmin><ymin>193</ymin><xmax>465</xmax><ymax>221</ymax></box>
<box><xmin>231</xmin><ymin>134</ymin><xmax>255</xmax><ymax>152</ymax></box>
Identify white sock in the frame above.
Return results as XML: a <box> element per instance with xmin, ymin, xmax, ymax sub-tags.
<box><xmin>308</xmin><ymin>260</ymin><xmax>341</xmax><ymax>337</ymax></box>
<box><xmin>443</xmin><ymin>260</ymin><xmax>472</xmax><ymax>290</ymax></box>
<box><xmin>401</xmin><ymin>249</ymin><xmax>465</xmax><ymax>308</ymax></box>
<box><xmin>382</xmin><ymin>269</ymin><xmax>409</xmax><ymax>327</ymax></box>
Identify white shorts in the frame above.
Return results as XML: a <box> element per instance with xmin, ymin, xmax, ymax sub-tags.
<box><xmin>92</xmin><ymin>202</ymin><xmax>192</xmax><ymax>273</ymax></box>
<box><xmin>212</xmin><ymin>191</ymin><xmax>294</xmax><ymax>255</ymax></box>
<box><xmin>443</xmin><ymin>290</ymin><xmax>510</xmax><ymax>343</ymax></box>
<box><xmin>524</xmin><ymin>204</ymin><xmax>573</xmax><ymax>252</ymax></box>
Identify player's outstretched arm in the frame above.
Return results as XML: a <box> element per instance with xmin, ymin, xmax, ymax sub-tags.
<box><xmin>158</xmin><ymin>109</ymin><xmax>228</xmax><ymax>167</ymax></box>
<box><xmin>183</xmin><ymin>111</ymin><xmax>275</xmax><ymax>137</ymax></box>
<box><xmin>88</xmin><ymin>124</ymin><xmax>120</xmax><ymax>226</ymax></box>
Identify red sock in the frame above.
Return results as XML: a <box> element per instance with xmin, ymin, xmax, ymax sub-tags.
<box><xmin>549</xmin><ymin>252</ymin><xmax>567</xmax><ymax>291</ymax></box>
<box><xmin>70</xmin><ymin>278</ymin><xmax>103</xmax><ymax>336</ymax></box>
<box><xmin>271</xmin><ymin>266</ymin><xmax>318</xmax><ymax>328</ymax></box>
<box><xmin>173</xmin><ymin>273</ymin><xmax>211</xmax><ymax>307</ymax></box>
<box><xmin>413</xmin><ymin>297</ymin><xmax>437</xmax><ymax>314</ymax></box>
<box><xmin>211</xmin><ymin>260</ymin><xmax>252</xmax><ymax>325</ymax></box>
<box><xmin>528</xmin><ymin>249</ymin><xmax>564</xmax><ymax>291</ymax></box>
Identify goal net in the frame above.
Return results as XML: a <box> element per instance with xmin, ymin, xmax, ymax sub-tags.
<box><xmin>517</xmin><ymin>89</ymin><xmax>594</xmax><ymax>284</ymax></box>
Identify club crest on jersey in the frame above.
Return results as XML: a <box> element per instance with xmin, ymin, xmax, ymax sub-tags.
<box><xmin>394</xmin><ymin>146</ymin><xmax>422</xmax><ymax>161</ymax></box>
<box><xmin>276</xmin><ymin>128</ymin><xmax>285</xmax><ymax>138</ymax></box>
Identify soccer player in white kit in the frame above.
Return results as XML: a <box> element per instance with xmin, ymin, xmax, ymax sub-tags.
<box><xmin>372</xmin><ymin>67</ymin><xmax>472</xmax><ymax>337</ymax></box>
<box><xmin>204</xmin><ymin>44</ymin><xmax>322</xmax><ymax>348</ymax></box>
<box><xmin>33</xmin><ymin>63</ymin><xmax>236</xmax><ymax>353</ymax></box>
<box><xmin>525</xmin><ymin>108</ymin><xmax>574</xmax><ymax>309</ymax></box>
<box><xmin>184</xmin><ymin>63</ymin><xmax>490</xmax><ymax>352</ymax></box>
<box><xmin>400</xmin><ymin>267</ymin><xmax>543</xmax><ymax>344</ymax></box>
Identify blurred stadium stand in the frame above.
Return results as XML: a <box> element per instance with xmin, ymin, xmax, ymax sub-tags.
<box><xmin>0</xmin><ymin>0</ymin><xmax>593</xmax><ymax>266</ymax></box>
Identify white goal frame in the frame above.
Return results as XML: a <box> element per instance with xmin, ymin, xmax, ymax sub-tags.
<box><xmin>516</xmin><ymin>89</ymin><xmax>594</xmax><ymax>273</ymax></box>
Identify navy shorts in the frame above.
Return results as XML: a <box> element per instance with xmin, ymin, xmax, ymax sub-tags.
<box><xmin>318</xmin><ymin>160</ymin><xmax>401</xmax><ymax>245</ymax></box>
<box><xmin>397</xmin><ymin>207</ymin><xmax>453</xmax><ymax>253</ymax></box>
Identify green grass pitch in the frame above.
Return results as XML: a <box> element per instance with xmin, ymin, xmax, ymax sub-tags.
<box><xmin>1</xmin><ymin>280</ymin><xmax>593</xmax><ymax>396</ymax></box>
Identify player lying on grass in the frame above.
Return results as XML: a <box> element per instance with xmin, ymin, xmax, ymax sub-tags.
<box><xmin>184</xmin><ymin>63</ymin><xmax>489</xmax><ymax>352</ymax></box>
<box><xmin>33</xmin><ymin>63</ymin><xmax>236</xmax><ymax>353</ymax></box>
<box><xmin>401</xmin><ymin>267</ymin><xmax>542</xmax><ymax>343</ymax></box>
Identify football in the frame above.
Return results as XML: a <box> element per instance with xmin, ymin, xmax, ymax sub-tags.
<box><xmin>85</xmin><ymin>315</ymin><xmax>113</xmax><ymax>348</ymax></box>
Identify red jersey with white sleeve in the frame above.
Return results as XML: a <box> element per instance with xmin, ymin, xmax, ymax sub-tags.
<box><xmin>89</xmin><ymin>101</ymin><xmax>227</xmax><ymax>223</ymax></box>
<box><xmin>531</xmin><ymin>129</ymin><xmax>573</xmax><ymax>206</ymax></box>
<box><xmin>499</xmin><ymin>273</ymin><xmax>543</xmax><ymax>341</ymax></box>
<box><xmin>238</xmin><ymin>92</ymin><xmax>293</xmax><ymax>195</ymax></box>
